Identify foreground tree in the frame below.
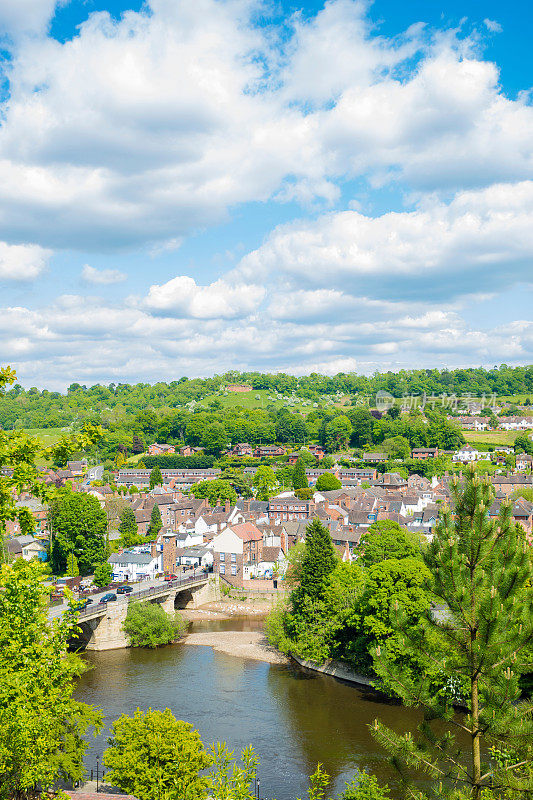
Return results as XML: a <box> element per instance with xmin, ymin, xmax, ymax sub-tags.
<box><xmin>147</xmin><ymin>503</ymin><xmax>163</xmax><ymax>538</ymax></box>
<box><xmin>104</xmin><ymin>708</ymin><xmax>211</xmax><ymax>800</ymax></box>
<box><xmin>49</xmin><ymin>490</ymin><xmax>107</xmax><ymax>575</ymax></box>
<box><xmin>0</xmin><ymin>560</ymin><xmax>102</xmax><ymax>798</ymax></box>
<box><xmin>371</xmin><ymin>467</ymin><xmax>533</xmax><ymax>800</ymax></box>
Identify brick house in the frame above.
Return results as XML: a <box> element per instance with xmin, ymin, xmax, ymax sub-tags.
<box><xmin>253</xmin><ymin>445</ymin><xmax>286</xmax><ymax>459</ymax></box>
<box><xmin>267</xmin><ymin>498</ymin><xmax>316</xmax><ymax>521</ymax></box>
<box><xmin>411</xmin><ymin>447</ymin><xmax>439</xmax><ymax>459</ymax></box>
<box><xmin>147</xmin><ymin>443</ymin><xmax>176</xmax><ymax>455</ymax></box>
<box><xmin>211</xmin><ymin>522</ymin><xmax>263</xmax><ymax>586</ymax></box>
<box><xmin>363</xmin><ymin>452</ymin><xmax>387</xmax><ymax>463</ymax></box>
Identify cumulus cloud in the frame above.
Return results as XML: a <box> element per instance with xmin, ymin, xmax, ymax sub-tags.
<box><xmin>143</xmin><ymin>276</ymin><xmax>265</xmax><ymax>319</ymax></box>
<box><xmin>238</xmin><ymin>181</ymin><xmax>533</xmax><ymax>300</ymax></box>
<box><xmin>0</xmin><ymin>0</ymin><xmax>60</xmax><ymax>38</ymax></box>
<box><xmin>0</xmin><ymin>0</ymin><xmax>530</xmax><ymax>250</ymax></box>
<box><xmin>0</xmin><ymin>241</ymin><xmax>51</xmax><ymax>280</ymax></box>
<box><xmin>82</xmin><ymin>264</ymin><xmax>127</xmax><ymax>284</ymax></box>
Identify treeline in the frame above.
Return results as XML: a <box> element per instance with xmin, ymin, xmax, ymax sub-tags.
<box><xmin>1</xmin><ymin>365</ymin><xmax>532</xmax><ymax>430</ymax></box>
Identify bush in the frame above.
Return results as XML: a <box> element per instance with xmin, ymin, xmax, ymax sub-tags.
<box><xmin>315</xmin><ymin>472</ymin><xmax>342</xmax><ymax>491</ymax></box>
<box><xmin>123</xmin><ymin>602</ymin><xmax>186</xmax><ymax>647</ymax></box>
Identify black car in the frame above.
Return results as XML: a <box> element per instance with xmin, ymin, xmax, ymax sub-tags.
<box><xmin>77</xmin><ymin>598</ymin><xmax>93</xmax><ymax>610</ymax></box>
<box><xmin>117</xmin><ymin>585</ymin><xmax>133</xmax><ymax>594</ymax></box>
<box><xmin>100</xmin><ymin>592</ymin><xmax>117</xmax><ymax>602</ymax></box>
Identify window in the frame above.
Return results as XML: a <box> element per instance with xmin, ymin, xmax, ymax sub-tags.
<box><xmin>220</xmin><ymin>552</ymin><xmax>225</xmax><ymax>562</ymax></box>
<box><xmin>231</xmin><ymin>565</ymin><xmax>237</xmax><ymax>576</ymax></box>
<box><xmin>220</xmin><ymin>565</ymin><xmax>225</xmax><ymax>574</ymax></box>
<box><xmin>231</xmin><ymin>553</ymin><xmax>236</xmax><ymax>563</ymax></box>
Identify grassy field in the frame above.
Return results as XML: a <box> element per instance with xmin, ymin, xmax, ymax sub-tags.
<box><xmin>24</xmin><ymin>427</ymin><xmax>65</xmax><ymax>446</ymax></box>
<box><xmin>197</xmin><ymin>389</ymin><xmax>350</xmax><ymax>414</ymax></box>
<box><xmin>463</xmin><ymin>429</ymin><xmax>529</xmax><ymax>447</ymax></box>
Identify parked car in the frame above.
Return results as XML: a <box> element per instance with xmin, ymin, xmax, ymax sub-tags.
<box><xmin>164</xmin><ymin>574</ymin><xmax>178</xmax><ymax>581</ymax></box>
<box><xmin>117</xmin><ymin>585</ymin><xmax>133</xmax><ymax>594</ymax></box>
<box><xmin>100</xmin><ymin>592</ymin><xmax>117</xmax><ymax>602</ymax></box>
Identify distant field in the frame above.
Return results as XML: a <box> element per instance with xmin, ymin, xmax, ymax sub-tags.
<box><xmin>197</xmin><ymin>389</ymin><xmax>349</xmax><ymax>414</ymax></box>
<box><xmin>24</xmin><ymin>427</ymin><xmax>65</xmax><ymax>446</ymax></box>
<box><xmin>463</xmin><ymin>430</ymin><xmax>528</xmax><ymax>447</ymax></box>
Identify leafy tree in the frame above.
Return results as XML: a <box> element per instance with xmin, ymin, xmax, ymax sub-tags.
<box><xmin>0</xmin><ymin>559</ymin><xmax>102</xmax><ymax>798</ymax></box>
<box><xmin>295</xmin><ymin>487</ymin><xmax>314</xmax><ymax>500</ymax></box>
<box><xmin>132</xmin><ymin>434</ymin><xmax>145</xmax><ymax>454</ymax></box>
<box><xmin>104</xmin><ymin>708</ymin><xmax>211</xmax><ymax>800</ymax></box>
<box><xmin>359</xmin><ymin>521</ymin><xmax>421</xmax><ymax>567</ymax></box>
<box><xmin>149</xmin><ymin>465</ymin><xmax>163</xmax><ymax>489</ymax></box>
<box><xmin>381</xmin><ymin>435</ymin><xmax>411</xmax><ymax>460</ymax></box>
<box><xmin>189</xmin><ymin>479</ymin><xmax>237</xmax><ymax>506</ymax></box>
<box><xmin>371</xmin><ymin>467</ymin><xmax>533</xmax><ymax>800</ymax></box>
<box><xmin>514</xmin><ymin>433</ymin><xmax>533</xmax><ymax>455</ymax></box>
<box><xmin>66</xmin><ymin>551</ymin><xmax>79</xmax><ymax>576</ymax></box>
<box><xmin>49</xmin><ymin>491</ymin><xmax>107</xmax><ymax>575</ymax></box>
<box><xmin>253</xmin><ymin>465</ymin><xmax>277</xmax><ymax>500</ymax></box>
<box><xmin>147</xmin><ymin>504</ymin><xmax>163</xmax><ymax>538</ymax></box>
<box><xmin>123</xmin><ymin>603</ymin><xmax>185</xmax><ymax>648</ymax></box>
<box><xmin>118</xmin><ymin>507</ymin><xmax>140</xmax><ymax>548</ymax></box>
<box><xmin>93</xmin><ymin>561</ymin><xmax>113</xmax><ymax>588</ymax></box>
<box><xmin>292</xmin><ymin>457</ymin><xmax>309</xmax><ymax>490</ymax></box>
<box><xmin>341</xmin><ymin>770</ymin><xmax>393</xmax><ymax>800</ymax></box>
<box><xmin>324</xmin><ymin>415</ymin><xmax>352</xmax><ymax>451</ymax></box>
<box><xmin>315</xmin><ymin>472</ymin><xmax>342</xmax><ymax>491</ymax></box>
<box><xmin>200</xmin><ymin>422</ymin><xmax>229</xmax><ymax>456</ymax></box>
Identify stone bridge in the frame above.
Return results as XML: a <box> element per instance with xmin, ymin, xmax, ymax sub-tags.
<box><xmin>71</xmin><ymin>574</ymin><xmax>220</xmax><ymax>651</ymax></box>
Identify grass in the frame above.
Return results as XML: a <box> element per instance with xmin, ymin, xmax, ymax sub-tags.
<box><xmin>197</xmin><ymin>389</ymin><xmax>350</xmax><ymax>414</ymax></box>
<box><xmin>463</xmin><ymin>430</ymin><xmax>530</xmax><ymax>447</ymax></box>
<box><xmin>24</xmin><ymin>427</ymin><xmax>66</xmax><ymax>447</ymax></box>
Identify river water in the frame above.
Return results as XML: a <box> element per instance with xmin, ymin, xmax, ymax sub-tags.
<box><xmin>75</xmin><ymin>617</ymin><xmax>422</xmax><ymax>800</ymax></box>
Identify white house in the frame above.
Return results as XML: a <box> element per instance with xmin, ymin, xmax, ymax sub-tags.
<box><xmin>452</xmin><ymin>444</ymin><xmax>482</xmax><ymax>462</ymax></box>
<box><xmin>179</xmin><ymin>545</ymin><xmax>214</xmax><ymax>569</ymax></box>
<box><xmin>108</xmin><ymin>549</ymin><xmax>162</xmax><ymax>581</ymax></box>
<box><xmin>516</xmin><ymin>453</ymin><xmax>533</xmax><ymax>471</ymax></box>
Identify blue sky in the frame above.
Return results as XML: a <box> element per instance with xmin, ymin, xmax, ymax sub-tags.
<box><xmin>0</xmin><ymin>0</ymin><xmax>531</xmax><ymax>389</ymax></box>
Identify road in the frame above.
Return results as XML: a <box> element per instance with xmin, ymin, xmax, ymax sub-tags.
<box><xmin>48</xmin><ymin>568</ymin><xmax>207</xmax><ymax>619</ymax></box>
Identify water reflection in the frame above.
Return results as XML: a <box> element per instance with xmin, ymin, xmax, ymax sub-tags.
<box><xmin>76</xmin><ymin>619</ymin><xmax>420</xmax><ymax>800</ymax></box>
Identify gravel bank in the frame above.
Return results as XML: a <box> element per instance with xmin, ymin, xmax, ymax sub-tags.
<box><xmin>184</xmin><ymin>630</ymin><xmax>288</xmax><ymax>664</ymax></box>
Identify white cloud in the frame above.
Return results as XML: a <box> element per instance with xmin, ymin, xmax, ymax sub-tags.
<box><xmin>143</xmin><ymin>276</ymin><xmax>265</xmax><ymax>319</ymax></box>
<box><xmin>82</xmin><ymin>264</ymin><xmax>127</xmax><ymax>284</ymax></box>
<box><xmin>0</xmin><ymin>0</ymin><xmax>60</xmax><ymax>38</ymax></box>
<box><xmin>238</xmin><ymin>181</ymin><xmax>533</xmax><ymax>300</ymax></box>
<box><xmin>484</xmin><ymin>19</ymin><xmax>502</xmax><ymax>34</ymax></box>
<box><xmin>0</xmin><ymin>1</ymin><xmax>530</xmax><ymax>250</ymax></box>
<box><xmin>0</xmin><ymin>241</ymin><xmax>51</xmax><ymax>280</ymax></box>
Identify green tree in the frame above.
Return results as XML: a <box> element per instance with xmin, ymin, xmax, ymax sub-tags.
<box><xmin>514</xmin><ymin>433</ymin><xmax>533</xmax><ymax>455</ymax></box>
<box><xmin>315</xmin><ymin>472</ymin><xmax>342</xmax><ymax>491</ymax></box>
<box><xmin>371</xmin><ymin>467</ymin><xmax>533</xmax><ymax>800</ymax></box>
<box><xmin>118</xmin><ymin>506</ymin><xmax>141</xmax><ymax>548</ymax></box>
<box><xmin>149</xmin><ymin>466</ymin><xmax>163</xmax><ymax>489</ymax></box>
<box><xmin>324</xmin><ymin>415</ymin><xmax>352</xmax><ymax>451</ymax></box>
<box><xmin>292</xmin><ymin>518</ymin><xmax>337</xmax><ymax>613</ymax></box>
<box><xmin>123</xmin><ymin>603</ymin><xmax>185</xmax><ymax>648</ymax></box>
<box><xmin>189</xmin><ymin>479</ymin><xmax>237</xmax><ymax>506</ymax></box>
<box><xmin>147</xmin><ymin>504</ymin><xmax>163</xmax><ymax>538</ymax></box>
<box><xmin>49</xmin><ymin>491</ymin><xmax>107</xmax><ymax>575</ymax></box>
<box><xmin>292</xmin><ymin>457</ymin><xmax>309</xmax><ymax>490</ymax></box>
<box><xmin>104</xmin><ymin>708</ymin><xmax>211</xmax><ymax>800</ymax></box>
<box><xmin>93</xmin><ymin>561</ymin><xmax>113</xmax><ymax>588</ymax></box>
<box><xmin>381</xmin><ymin>435</ymin><xmax>411</xmax><ymax>460</ymax></box>
<box><xmin>66</xmin><ymin>551</ymin><xmax>79</xmax><ymax>576</ymax></box>
<box><xmin>0</xmin><ymin>559</ymin><xmax>102</xmax><ymax>798</ymax></box>
<box><xmin>200</xmin><ymin>422</ymin><xmax>229</xmax><ymax>456</ymax></box>
<box><xmin>253</xmin><ymin>465</ymin><xmax>277</xmax><ymax>500</ymax></box>
<box><xmin>359</xmin><ymin>521</ymin><xmax>421</xmax><ymax>567</ymax></box>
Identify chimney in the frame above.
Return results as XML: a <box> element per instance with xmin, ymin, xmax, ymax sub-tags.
<box><xmin>225</xmin><ymin>499</ymin><xmax>230</xmax><ymax>514</ymax></box>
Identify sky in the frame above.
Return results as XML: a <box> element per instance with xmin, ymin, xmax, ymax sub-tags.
<box><xmin>0</xmin><ymin>0</ymin><xmax>532</xmax><ymax>390</ymax></box>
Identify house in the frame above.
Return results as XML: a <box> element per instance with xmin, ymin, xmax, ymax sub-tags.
<box><xmin>411</xmin><ymin>448</ymin><xmax>439</xmax><ymax>460</ymax></box>
<box><xmin>211</xmin><ymin>522</ymin><xmax>263</xmax><ymax>586</ymax></box>
<box><xmin>456</xmin><ymin>416</ymin><xmax>489</xmax><ymax>431</ymax></box>
<box><xmin>147</xmin><ymin>443</ymin><xmax>176</xmax><ymax>456</ymax></box>
<box><xmin>108</xmin><ymin>548</ymin><xmax>162</xmax><ymax>581</ymax></box>
<box><xmin>363</xmin><ymin>452</ymin><xmax>387</xmax><ymax>463</ymax></box>
<box><xmin>255</xmin><ymin>545</ymin><xmax>286</xmax><ymax>578</ymax></box>
<box><xmin>452</xmin><ymin>444</ymin><xmax>482</xmax><ymax>462</ymax></box>
<box><xmin>253</xmin><ymin>445</ymin><xmax>286</xmax><ymax>459</ymax></box>
<box><xmin>67</xmin><ymin>459</ymin><xmax>88</xmax><ymax>476</ymax></box>
<box><xmin>516</xmin><ymin>453</ymin><xmax>533</xmax><ymax>471</ymax></box>
<box><xmin>499</xmin><ymin>416</ymin><xmax>533</xmax><ymax>430</ymax></box>
<box><xmin>231</xmin><ymin>443</ymin><xmax>254</xmax><ymax>457</ymax></box>
<box><xmin>6</xmin><ymin>535</ymin><xmax>47</xmax><ymax>561</ymax></box>
<box><xmin>268</xmin><ymin>497</ymin><xmax>316</xmax><ymax>521</ymax></box>
<box><xmin>179</xmin><ymin>546</ymin><xmax>213</xmax><ymax>569</ymax></box>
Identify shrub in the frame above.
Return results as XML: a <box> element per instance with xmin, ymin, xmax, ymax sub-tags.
<box><xmin>93</xmin><ymin>561</ymin><xmax>113</xmax><ymax>588</ymax></box>
<box><xmin>123</xmin><ymin>602</ymin><xmax>186</xmax><ymax>647</ymax></box>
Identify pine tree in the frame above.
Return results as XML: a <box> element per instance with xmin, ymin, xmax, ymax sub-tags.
<box><xmin>147</xmin><ymin>504</ymin><xmax>162</xmax><ymax>539</ymax></box>
<box><xmin>118</xmin><ymin>507</ymin><xmax>139</xmax><ymax>548</ymax></box>
<box><xmin>370</xmin><ymin>466</ymin><xmax>533</xmax><ymax>800</ymax></box>
<box><xmin>291</xmin><ymin>518</ymin><xmax>336</xmax><ymax>614</ymax></box>
<box><xmin>132</xmin><ymin>435</ymin><xmax>145</xmax><ymax>454</ymax></box>
<box><xmin>149</xmin><ymin>466</ymin><xmax>163</xmax><ymax>489</ymax></box>
<box><xmin>292</xmin><ymin>458</ymin><xmax>308</xmax><ymax>490</ymax></box>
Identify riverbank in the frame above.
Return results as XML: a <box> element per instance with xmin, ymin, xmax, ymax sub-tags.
<box><xmin>180</xmin><ymin>595</ymin><xmax>275</xmax><ymax>621</ymax></box>
<box><xmin>184</xmin><ymin>629</ymin><xmax>289</xmax><ymax>664</ymax></box>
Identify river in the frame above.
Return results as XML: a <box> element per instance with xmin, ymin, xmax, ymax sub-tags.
<box><xmin>75</xmin><ymin>617</ymin><xmax>422</xmax><ymax>800</ymax></box>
